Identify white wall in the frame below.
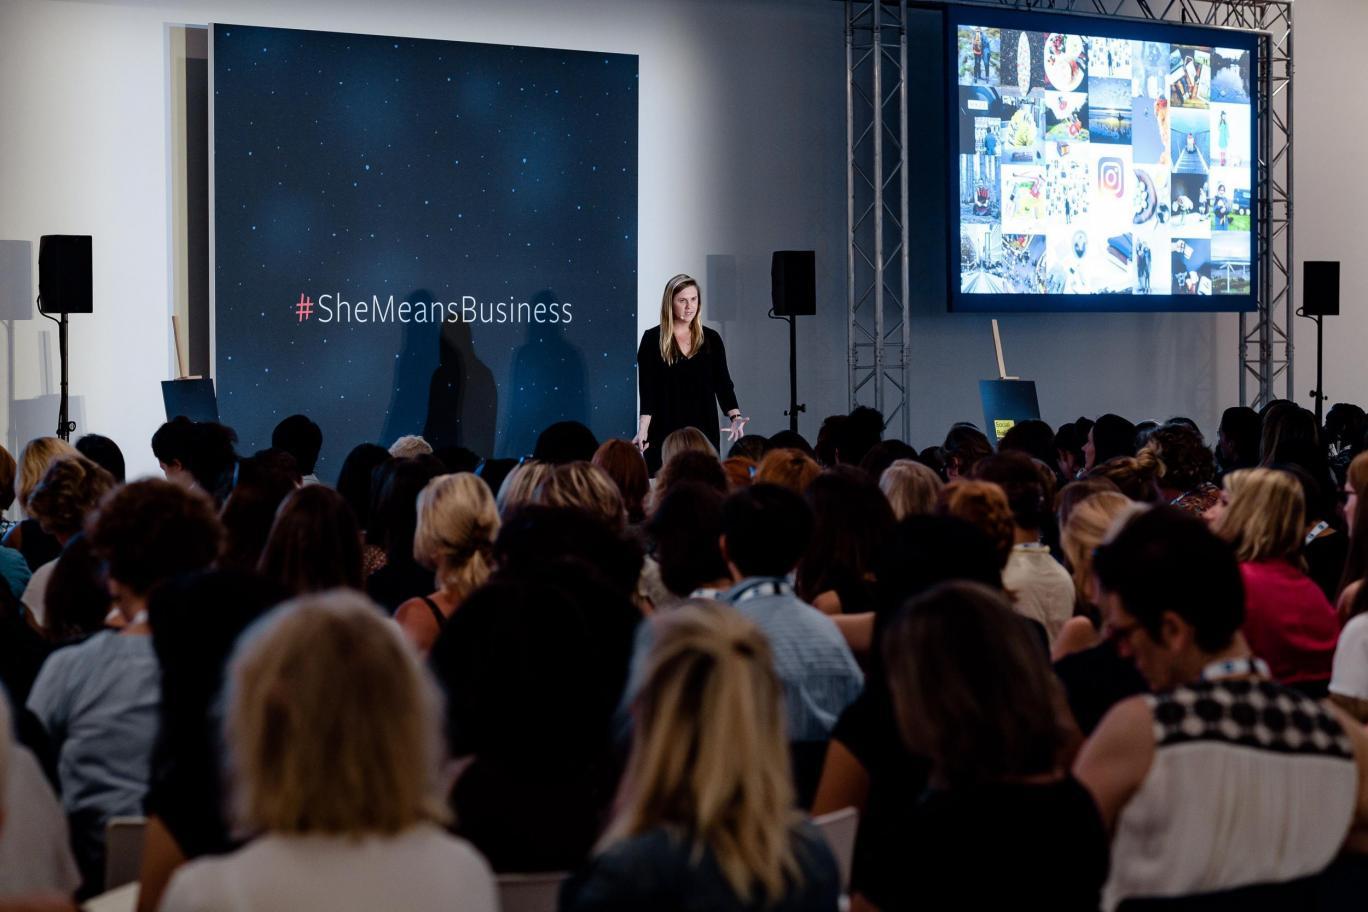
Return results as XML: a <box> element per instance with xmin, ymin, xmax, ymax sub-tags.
<box><xmin>4</xmin><ymin>0</ymin><xmax>1353</xmax><ymax>479</ymax></box>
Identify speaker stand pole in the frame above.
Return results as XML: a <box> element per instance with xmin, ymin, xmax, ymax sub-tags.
<box><xmin>784</xmin><ymin>314</ymin><xmax>805</xmax><ymax>434</ymax></box>
<box><xmin>1310</xmin><ymin>312</ymin><xmax>1326</xmax><ymax>428</ymax></box>
<box><xmin>56</xmin><ymin>311</ymin><xmax>72</xmax><ymax>441</ymax></box>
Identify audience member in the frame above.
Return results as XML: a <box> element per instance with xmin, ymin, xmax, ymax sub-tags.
<box><xmin>1054</xmin><ymin>421</ymin><xmax>1087</xmax><ymax>480</ymax></box>
<box><xmin>533</xmin><ymin>461</ymin><xmax>627</xmax><ymax>533</ymax></box>
<box><xmin>647</xmin><ymin>483</ymin><xmax>730</xmax><ymax>601</ymax></box>
<box><xmin>863</xmin><ymin>582</ymin><xmax>1106</xmax><ymax>911</ymax></box>
<box><xmin>1260</xmin><ymin>403</ymin><xmax>1334</xmax><ymax>499</ymax></box>
<box><xmin>727</xmin><ymin>434</ymin><xmax>769</xmax><ymax>462</ymax></box>
<box><xmin>0</xmin><ymin>445</ymin><xmax>24</xmax><ymax>599</ymax></box>
<box><xmin>431</xmin><ymin>576</ymin><xmax>631</xmax><ymax>873</ymax></box>
<box><xmin>720</xmin><ymin>456</ymin><xmax>756</xmax><ymax>490</ymax></box>
<box><xmin>218</xmin><ymin>451</ymin><xmax>300</xmax><ymax>573</ymax></box>
<box><xmin>592</xmin><ymin>439</ymin><xmax>649</xmax><ymax>526</ymax></box>
<box><xmin>1054</xmin><ymin>477</ymin><xmax>1121</xmax><ymax>530</ymax></box>
<box><xmin>0</xmin><ymin>444</ymin><xmax>16</xmax><ymax>530</ymax></box>
<box><xmin>879</xmin><ymin>458</ymin><xmax>941</xmax><ymax>520</ymax></box>
<box><xmin>533</xmin><ymin>420</ymin><xmax>599</xmax><ymax>465</ymax></box>
<box><xmin>137</xmin><ymin>570</ymin><xmax>286</xmax><ymax>912</ymax></box>
<box><xmin>716</xmin><ymin>484</ymin><xmax>863</xmax><ymax>742</ymax></box>
<box><xmin>365</xmin><ymin>454</ymin><xmax>445</xmax><ymax>612</ymax></box>
<box><xmin>1208</xmin><ymin>468</ymin><xmax>1339</xmax><ymax>691</ymax></box>
<box><xmin>562</xmin><ymin>601</ymin><xmax>840</xmax><ymax>912</ymax></box>
<box><xmin>999</xmin><ymin>420</ymin><xmax>1062</xmax><ymax>482</ymax></box>
<box><xmin>2</xmin><ymin>437</ymin><xmax>77</xmax><ymax>572</ymax></box>
<box><xmin>494</xmin><ymin>459</ymin><xmax>554</xmax><ymax>516</ymax></box>
<box><xmin>660</xmin><ymin>426</ymin><xmax>717</xmax><ymax>467</ymax></box>
<box><xmin>1058</xmin><ymin>491</ymin><xmax>1137</xmax><ymax>639</ymax></box>
<box><xmin>1283</xmin><ymin>462</ymin><xmax>1349</xmax><ymax>602</ymax></box>
<box><xmin>831</xmin><ymin>406</ymin><xmax>884</xmax><ymax>467</ymax></box>
<box><xmin>813</xmin><ymin>415</ymin><xmax>846</xmax><ymax>467</ymax></box>
<box><xmin>651</xmin><ymin>450</ymin><xmax>728</xmax><ymax>512</ymax></box>
<box><xmin>755</xmin><ymin>447</ymin><xmax>821</xmax><ymax>494</ymax></box>
<box><xmin>335</xmin><ymin>444</ymin><xmax>391</xmax><ymax>536</ymax></box>
<box><xmin>1143</xmin><ymin>423</ymin><xmax>1219</xmax><ymax>513</ymax></box>
<box><xmin>20</xmin><ymin>455</ymin><xmax>115</xmax><ymax>629</ymax></box>
<box><xmin>151</xmin><ymin>418</ymin><xmax>239</xmax><ymax>504</ymax></box>
<box><xmin>72</xmin><ymin>434</ymin><xmax>124</xmax><ymax>484</ymax></box>
<box><xmin>0</xmin><ymin>689</ymin><xmax>80</xmax><ymax>906</ymax></box>
<box><xmin>974</xmin><ymin>452</ymin><xmax>1074</xmax><ymax>643</ymax></box>
<box><xmin>815</xmin><ymin>516</ymin><xmax>1003</xmax><ymax>904</ymax></box>
<box><xmin>940</xmin><ymin>423</ymin><xmax>992</xmax><ymax>480</ymax></box>
<box><xmin>858</xmin><ymin>439</ymin><xmax>917</xmax><ymax>482</ymax></box>
<box><xmin>1132</xmin><ymin>418</ymin><xmax>1160</xmax><ymax>451</ymax></box>
<box><xmin>388</xmin><ymin>435</ymin><xmax>433</xmax><ymax>458</ymax></box>
<box><xmin>796</xmin><ymin>467</ymin><xmax>893</xmax><ymax>616</ymax></box>
<box><xmin>159</xmin><ymin>591</ymin><xmax>497</xmax><ymax>912</ymax></box>
<box><xmin>1216</xmin><ymin>405</ymin><xmax>1261</xmax><ymax>478</ymax></box>
<box><xmin>40</xmin><ymin>534</ymin><xmax>111</xmax><ymax>647</ymax></box>
<box><xmin>1086</xmin><ymin>454</ymin><xmax>1159</xmax><ymax>502</ymax></box>
<box><xmin>258</xmin><ymin>485</ymin><xmax>364</xmax><ymax>597</ymax></box>
<box><xmin>1077</xmin><ymin>507</ymin><xmax>1368</xmax><ymax>907</ymax></box>
<box><xmin>270</xmin><ymin>414</ymin><xmax>324</xmax><ymax>484</ymax></box>
<box><xmin>28</xmin><ymin>480</ymin><xmax>222</xmax><ymax>893</ymax></box>
<box><xmin>936</xmin><ymin>479</ymin><xmax>1014</xmax><ymax>570</ymax></box>
<box><xmin>1085</xmin><ymin>413</ymin><xmax>1136</xmax><ymax>470</ymax></box>
<box><xmin>394</xmin><ymin>474</ymin><xmax>498</xmax><ymax>655</ymax></box>
<box><xmin>766</xmin><ymin>429</ymin><xmax>815</xmax><ymax>459</ymax></box>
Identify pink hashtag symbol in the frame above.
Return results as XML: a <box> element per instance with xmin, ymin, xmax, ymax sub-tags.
<box><xmin>296</xmin><ymin>293</ymin><xmax>313</xmax><ymax>322</ymax></box>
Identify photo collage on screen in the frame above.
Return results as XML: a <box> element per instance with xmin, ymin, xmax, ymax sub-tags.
<box><xmin>957</xmin><ymin>24</ymin><xmax>1253</xmax><ymax>297</ymax></box>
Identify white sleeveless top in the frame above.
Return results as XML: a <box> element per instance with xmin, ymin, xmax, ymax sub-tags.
<box><xmin>1104</xmin><ymin>678</ymin><xmax>1358</xmax><ymax>910</ymax></box>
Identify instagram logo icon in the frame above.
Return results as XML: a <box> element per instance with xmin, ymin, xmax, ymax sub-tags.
<box><xmin>1098</xmin><ymin>157</ymin><xmax>1125</xmax><ymax>198</ymax></box>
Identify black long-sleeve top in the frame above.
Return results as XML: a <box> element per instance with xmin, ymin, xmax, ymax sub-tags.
<box><xmin>637</xmin><ymin>326</ymin><xmax>738</xmax><ymax>471</ymax></box>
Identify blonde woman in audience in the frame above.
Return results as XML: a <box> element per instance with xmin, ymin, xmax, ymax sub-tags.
<box><xmin>388</xmin><ymin>435</ymin><xmax>433</xmax><ymax>458</ymax></box>
<box><xmin>534</xmin><ymin>461</ymin><xmax>627</xmax><ymax>533</ymax></box>
<box><xmin>879</xmin><ymin>459</ymin><xmax>942</xmax><ymax>520</ymax></box>
<box><xmin>494</xmin><ymin>459</ymin><xmax>554</xmax><ymax>515</ymax></box>
<box><xmin>1053</xmin><ymin>491</ymin><xmax>1139</xmax><ymax>659</ymax></box>
<box><xmin>755</xmin><ymin>448</ymin><xmax>821</xmax><ymax>494</ymax></box>
<box><xmin>395</xmin><ymin>474</ymin><xmax>499</xmax><ymax>655</ymax></box>
<box><xmin>2</xmin><ymin>436</ymin><xmax>78</xmax><ymax>571</ymax></box>
<box><xmin>160</xmin><ymin>591</ymin><xmax>497</xmax><ymax>912</ymax></box>
<box><xmin>561</xmin><ymin>601</ymin><xmax>839</xmax><ymax>911</ymax></box>
<box><xmin>659</xmin><ymin>426</ymin><xmax>717</xmax><ymax>467</ymax></box>
<box><xmin>1208</xmin><ymin>467</ymin><xmax>1339</xmax><ymax>689</ymax></box>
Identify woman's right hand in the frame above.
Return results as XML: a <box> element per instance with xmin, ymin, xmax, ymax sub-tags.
<box><xmin>631</xmin><ymin>433</ymin><xmax>650</xmax><ymax>454</ymax></box>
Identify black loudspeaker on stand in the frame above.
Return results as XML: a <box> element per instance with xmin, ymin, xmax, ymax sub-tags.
<box><xmin>37</xmin><ymin>235</ymin><xmax>93</xmax><ymax>441</ymax></box>
<box><xmin>770</xmin><ymin>251</ymin><xmax>815</xmax><ymax>434</ymax></box>
<box><xmin>1300</xmin><ymin>261</ymin><xmax>1339</xmax><ymax>428</ymax></box>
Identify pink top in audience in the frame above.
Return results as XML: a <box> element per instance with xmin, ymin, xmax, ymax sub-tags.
<box><xmin>1239</xmin><ymin>560</ymin><xmax>1338</xmax><ymax>684</ymax></box>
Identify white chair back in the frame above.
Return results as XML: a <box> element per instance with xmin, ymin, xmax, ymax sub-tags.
<box><xmin>496</xmin><ymin>871</ymin><xmax>569</xmax><ymax>912</ymax></box>
<box><xmin>103</xmin><ymin>816</ymin><xmax>148</xmax><ymax>891</ymax></box>
<box><xmin>812</xmin><ymin>806</ymin><xmax>858</xmax><ymax>891</ymax></box>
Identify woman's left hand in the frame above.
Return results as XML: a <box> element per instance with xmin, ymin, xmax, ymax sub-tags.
<box><xmin>721</xmin><ymin>414</ymin><xmax>749</xmax><ymax>443</ymax></box>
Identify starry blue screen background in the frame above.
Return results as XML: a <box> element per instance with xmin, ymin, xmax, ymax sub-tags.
<box><xmin>213</xmin><ymin>24</ymin><xmax>638</xmax><ymax>479</ymax></box>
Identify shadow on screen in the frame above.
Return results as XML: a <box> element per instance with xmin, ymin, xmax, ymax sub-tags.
<box><xmin>499</xmin><ymin>288</ymin><xmax>588</xmax><ymax>459</ymax></box>
<box><xmin>425</xmin><ymin>317</ymin><xmax>498</xmax><ymax>458</ymax></box>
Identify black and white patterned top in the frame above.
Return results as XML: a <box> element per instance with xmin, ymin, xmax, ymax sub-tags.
<box><xmin>1104</xmin><ymin>677</ymin><xmax>1359</xmax><ymax>910</ymax></box>
<box><xmin>1149</xmin><ymin>678</ymin><xmax>1355</xmax><ymax>759</ymax></box>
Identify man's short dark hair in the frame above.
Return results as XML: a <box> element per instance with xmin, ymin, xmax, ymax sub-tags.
<box><xmin>720</xmin><ymin>483</ymin><xmax>813</xmax><ymax>578</ymax></box>
<box><xmin>271</xmin><ymin>414</ymin><xmax>324</xmax><ymax>476</ymax></box>
<box><xmin>1092</xmin><ymin>413</ymin><xmax>1138</xmax><ymax>464</ymax></box>
<box><xmin>647</xmin><ymin>482</ymin><xmax>728</xmax><ymax>597</ymax></box>
<box><xmin>1093</xmin><ymin>506</ymin><xmax>1244</xmax><ymax>653</ymax></box>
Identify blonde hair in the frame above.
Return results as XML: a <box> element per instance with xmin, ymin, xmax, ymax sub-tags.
<box><xmin>17</xmin><ymin>437</ymin><xmax>77</xmax><ymax>511</ymax></box>
<box><xmin>388</xmin><ymin>435</ymin><xmax>433</xmax><ymax>459</ymax></box>
<box><xmin>226</xmin><ymin>590</ymin><xmax>450</xmax><ymax>836</ymax></box>
<box><xmin>658</xmin><ymin>274</ymin><xmax>704</xmax><ymax>366</ymax></box>
<box><xmin>496</xmin><ymin>460</ymin><xmax>554</xmax><ymax>516</ymax></box>
<box><xmin>413</xmin><ymin>474</ymin><xmax>499</xmax><ymax>598</ymax></box>
<box><xmin>534</xmin><ymin>461</ymin><xmax>626</xmax><ymax>532</ymax></box>
<box><xmin>1349</xmin><ymin>452</ymin><xmax>1368</xmax><ymax>498</ymax></box>
<box><xmin>880</xmin><ymin>459</ymin><xmax>943</xmax><ymax>520</ymax></box>
<box><xmin>1060</xmin><ymin>492</ymin><xmax>1137</xmax><ymax>604</ymax></box>
<box><xmin>755</xmin><ymin>448</ymin><xmax>821</xmax><ymax>494</ymax></box>
<box><xmin>1214</xmin><ymin>467</ymin><xmax>1306</xmax><ymax>564</ymax></box>
<box><xmin>661</xmin><ymin>427</ymin><xmax>717</xmax><ymax>467</ymax></box>
<box><xmin>604</xmin><ymin>601</ymin><xmax>800</xmax><ymax>903</ymax></box>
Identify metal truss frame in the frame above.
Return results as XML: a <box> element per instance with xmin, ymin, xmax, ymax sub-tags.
<box><xmin>846</xmin><ymin>0</ymin><xmax>1293</xmax><ymax>420</ymax></box>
